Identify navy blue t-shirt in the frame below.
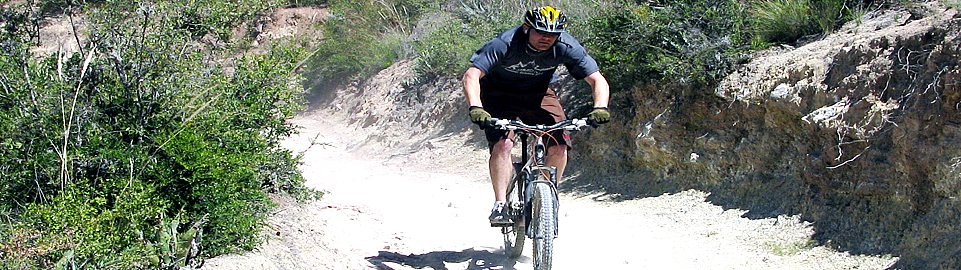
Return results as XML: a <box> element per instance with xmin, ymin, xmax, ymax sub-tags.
<box><xmin>469</xmin><ymin>26</ymin><xmax>600</xmax><ymax>95</ymax></box>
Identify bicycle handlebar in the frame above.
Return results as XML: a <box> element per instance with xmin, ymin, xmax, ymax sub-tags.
<box><xmin>488</xmin><ymin>118</ymin><xmax>595</xmax><ymax>131</ymax></box>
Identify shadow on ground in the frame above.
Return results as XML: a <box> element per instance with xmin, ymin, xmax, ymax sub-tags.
<box><xmin>366</xmin><ymin>248</ymin><xmax>518</xmax><ymax>270</ymax></box>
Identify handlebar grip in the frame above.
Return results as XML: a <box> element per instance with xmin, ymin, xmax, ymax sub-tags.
<box><xmin>482</xmin><ymin>118</ymin><xmax>507</xmax><ymax>130</ymax></box>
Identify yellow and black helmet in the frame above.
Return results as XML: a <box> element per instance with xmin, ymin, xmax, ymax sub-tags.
<box><xmin>523</xmin><ymin>6</ymin><xmax>568</xmax><ymax>33</ymax></box>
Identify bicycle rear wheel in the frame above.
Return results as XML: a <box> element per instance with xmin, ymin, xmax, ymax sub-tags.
<box><xmin>502</xmin><ymin>165</ymin><xmax>526</xmax><ymax>258</ymax></box>
<box><xmin>502</xmin><ymin>204</ymin><xmax>525</xmax><ymax>258</ymax></box>
<box><xmin>531</xmin><ymin>180</ymin><xmax>557</xmax><ymax>270</ymax></box>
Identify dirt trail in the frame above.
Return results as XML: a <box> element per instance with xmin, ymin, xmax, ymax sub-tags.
<box><xmin>202</xmin><ymin>111</ymin><xmax>899</xmax><ymax>270</ymax></box>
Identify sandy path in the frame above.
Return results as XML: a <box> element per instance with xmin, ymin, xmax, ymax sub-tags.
<box><xmin>202</xmin><ymin>113</ymin><xmax>898</xmax><ymax>270</ymax></box>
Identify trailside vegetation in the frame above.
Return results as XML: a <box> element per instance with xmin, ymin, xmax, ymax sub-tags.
<box><xmin>306</xmin><ymin>0</ymin><xmax>870</xmax><ymax>108</ymax></box>
<box><xmin>303</xmin><ymin>0</ymin><xmax>596</xmax><ymax>90</ymax></box>
<box><xmin>0</xmin><ymin>0</ymin><xmax>319</xmax><ymax>268</ymax></box>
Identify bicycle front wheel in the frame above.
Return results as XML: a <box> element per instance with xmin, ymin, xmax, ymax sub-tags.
<box><xmin>531</xmin><ymin>180</ymin><xmax>557</xmax><ymax>270</ymax></box>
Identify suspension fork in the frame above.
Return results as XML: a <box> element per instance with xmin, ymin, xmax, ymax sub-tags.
<box><xmin>525</xmin><ymin>135</ymin><xmax>562</xmax><ymax>237</ymax></box>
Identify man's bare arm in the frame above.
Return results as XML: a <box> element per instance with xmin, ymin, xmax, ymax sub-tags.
<box><xmin>463</xmin><ymin>67</ymin><xmax>486</xmax><ymax>108</ymax></box>
<box><xmin>584</xmin><ymin>71</ymin><xmax>610</xmax><ymax>108</ymax></box>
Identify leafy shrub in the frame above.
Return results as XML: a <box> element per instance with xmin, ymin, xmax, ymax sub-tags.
<box><xmin>0</xmin><ymin>0</ymin><xmax>316</xmax><ymax>268</ymax></box>
<box><xmin>304</xmin><ymin>0</ymin><xmax>595</xmax><ymax>86</ymax></box>
<box><xmin>749</xmin><ymin>0</ymin><xmax>848</xmax><ymax>45</ymax></box>
<box><xmin>414</xmin><ymin>0</ymin><xmax>594</xmax><ymax>77</ymax></box>
<box><xmin>946</xmin><ymin>0</ymin><xmax>961</xmax><ymax>10</ymax></box>
<box><xmin>303</xmin><ymin>0</ymin><xmax>430</xmax><ymax>93</ymax></box>
<box><xmin>0</xmin><ymin>222</ymin><xmax>71</xmax><ymax>269</ymax></box>
<box><xmin>1</xmin><ymin>3</ymin><xmax>40</xmax><ymax>53</ymax></box>
<box><xmin>412</xmin><ymin>0</ymin><xmax>524</xmax><ymax>77</ymax></box>
<box><xmin>34</xmin><ymin>0</ymin><xmax>107</xmax><ymax>16</ymax></box>
<box><xmin>751</xmin><ymin>0</ymin><xmax>818</xmax><ymax>44</ymax></box>
<box><xmin>583</xmin><ymin>0</ymin><xmax>749</xmax><ymax>90</ymax></box>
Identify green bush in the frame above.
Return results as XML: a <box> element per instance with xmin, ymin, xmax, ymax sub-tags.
<box><xmin>582</xmin><ymin>0</ymin><xmax>748</xmax><ymax>90</ymax></box>
<box><xmin>302</xmin><ymin>0</ymin><xmax>875</xmax><ymax>102</ymax></box>
<box><xmin>412</xmin><ymin>0</ymin><xmax>523</xmax><ymax>77</ymax></box>
<box><xmin>0</xmin><ymin>0</ymin><xmax>316</xmax><ymax>268</ymax></box>
<box><xmin>750</xmin><ymin>0</ymin><xmax>847</xmax><ymax>45</ymax></box>
<box><xmin>414</xmin><ymin>0</ymin><xmax>595</xmax><ymax>77</ymax></box>
<box><xmin>304</xmin><ymin>0</ymin><xmax>431</xmax><ymax>92</ymax></box>
<box><xmin>304</xmin><ymin>0</ymin><xmax>596</xmax><ymax>85</ymax></box>
<box><xmin>946</xmin><ymin>0</ymin><xmax>961</xmax><ymax>10</ymax></box>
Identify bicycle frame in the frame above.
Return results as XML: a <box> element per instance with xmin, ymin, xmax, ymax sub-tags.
<box><xmin>493</xmin><ymin>118</ymin><xmax>589</xmax><ymax>236</ymax></box>
<box><xmin>492</xmin><ymin>118</ymin><xmax>591</xmax><ymax>267</ymax></box>
<box><xmin>517</xmin><ymin>134</ymin><xmax>557</xmax><ymax>237</ymax></box>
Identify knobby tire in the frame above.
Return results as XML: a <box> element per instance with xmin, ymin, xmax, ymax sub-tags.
<box><xmin>503</xmin><ymin>170</ymin><xmax>526</xmax><ymax>258</ymax></box>
<box><xmin>531</xmin><ymin>180</ymin><xmax>556</xmax><ymax>270</ymax></box>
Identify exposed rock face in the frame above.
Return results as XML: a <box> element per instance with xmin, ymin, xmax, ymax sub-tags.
<box><xmin>566</xmin><ymin>2</ymin><xmax>959</xmax><ymax>268</ymax></box>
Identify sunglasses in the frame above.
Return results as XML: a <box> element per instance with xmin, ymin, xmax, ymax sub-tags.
<box><xmin>534</xmin><ymin>29</ymin><xmax>561</xmax><ymax>37</ymax></box>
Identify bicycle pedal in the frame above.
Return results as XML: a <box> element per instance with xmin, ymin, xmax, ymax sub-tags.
<box><xmin>490</xmin><ymin>222</ymin><xmax>513</xmax><ymax>227</ymax></box>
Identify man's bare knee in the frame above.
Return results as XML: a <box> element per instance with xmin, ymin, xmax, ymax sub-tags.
<box><xmin>547</xmin><ymin>145</ymin><xmax>567</xmax><ymax>156</ymax></box>
<box><xmin>491</xmin><ymin>139</ymin><xmax>514</xmax><ymax>157</ymax></box>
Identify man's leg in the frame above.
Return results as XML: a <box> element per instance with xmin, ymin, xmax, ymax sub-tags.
<box><xmin>488</xmin><ymin>137</ymin><xmax>514</xmax><ymax>224</ymax></box>
<box><xmin>489</xmin><ymin>138</ymin><xmax>514</xmax><ymax>201</ymax></box>
<box><xmin>546</xmin><ymin>144</ymin><xmax>568</xmax><ymax>182</ymax></box>
<box><xmin>539</xmin><ymin>88</ymin><xmax>568</xmax><ymax>181</ymax></box>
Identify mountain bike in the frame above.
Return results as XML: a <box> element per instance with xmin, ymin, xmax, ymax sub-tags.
<box><xmin>488</xmin><ymin>118</ymin><xmax>593</xmax><ymax>270</ymax></box>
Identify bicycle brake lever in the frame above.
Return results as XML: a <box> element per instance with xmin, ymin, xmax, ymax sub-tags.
<box><xmin>585</xmin><ymin>119</ymin><xmax>600</xmax><ymax>128</ymax></box>
<box><xmin>492</xmin><ymin>119</ymin><xmax>511</xmax><ymax>129</ymax></box>
<box><xmin>563</xmin><ymin>119</ymin><xmax>593</xmax><ymax>131</ymax></box>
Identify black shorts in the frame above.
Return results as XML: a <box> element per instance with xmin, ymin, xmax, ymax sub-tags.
<box><xmin>481</xmin><ymin>88</ymin><xmax>571</xmax><ymax>149</ymax></box>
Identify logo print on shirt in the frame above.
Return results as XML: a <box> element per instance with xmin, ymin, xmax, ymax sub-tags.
<box><xmin>504</xmin><ymin>60</ymin><xmax>555</xmax><ymax>76</ymax></box>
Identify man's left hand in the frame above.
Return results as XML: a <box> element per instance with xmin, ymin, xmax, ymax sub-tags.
<box><xmin>588</xmin><ymin>107</ymin><xmax>611</xmax><ymax>124</ymax></box>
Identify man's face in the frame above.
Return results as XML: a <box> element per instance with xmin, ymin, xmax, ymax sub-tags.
<box><xmin>525</xmin><ymin>25</ymin><xmax>560</xmax><ymax>51</ymax></box>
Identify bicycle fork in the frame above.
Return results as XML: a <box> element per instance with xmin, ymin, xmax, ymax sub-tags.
<box><xmin>516</xmin><ymin>134</ymin><xmax>561</xmax><ymax>239</ymax></box>
<box><xmin>523</xmin><ymin>165</ymin><xmax>560</xmax><ymax>238</ymax></box>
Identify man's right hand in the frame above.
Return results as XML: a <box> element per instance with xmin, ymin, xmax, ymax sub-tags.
<box><xmin>469</xmin><ymin>106</ymin><xmax>491</xmax><ymax>128</ymax></box>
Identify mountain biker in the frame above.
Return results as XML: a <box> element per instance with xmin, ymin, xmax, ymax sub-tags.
<box><xmin>462</xmin><ymin>6</ymin><xmax>611</xmax><ymax>225</ymax></box>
